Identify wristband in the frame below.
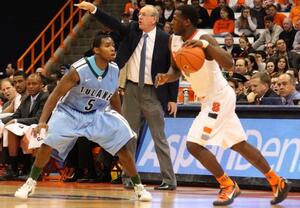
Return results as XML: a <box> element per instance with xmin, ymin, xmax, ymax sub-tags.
<box><xmin>199</xmin><ymin>39</ymin><xmax>209</xmax><ymax>49</ymax></box>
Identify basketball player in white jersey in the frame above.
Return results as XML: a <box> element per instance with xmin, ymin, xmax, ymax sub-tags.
<box><xmin>14</xmin><ymin>33</ymin><xmax>151</xmax><ymax>202</ymax></box>
<box><xmin>155</xmin><ymin>5</ymin><xmax>291</xmax><ymax>206</ymax></box>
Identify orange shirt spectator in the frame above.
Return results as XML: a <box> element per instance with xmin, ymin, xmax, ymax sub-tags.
<box><xmin>203</xmin><ymin>0</ymin><xmax>218</xmax><ymax>11</ymax></box>
<box><xmin>289</xmin><ymin>4</ymin><xmax>300</xmax><ymax>26</ymax></box>
<box><xmin>274</xmin><ymin>13</ymin><xmax>286</xmax><ymax>27</ymax></box>
<box><xmin>213</xmin><ymin>19</ymin><xmax>235</xmax><ymax>35</ymax></box>
<box><xmin>266</xmin><ymin>4</ymin><xmax>286</xmax><ymax>27</ymax></box>
<box><xmin>213</xmin><ymin>6</ymin><xmax>234</xmax><ymax>35</ymax></box>
<box><xmin>124</xmin><ymin>0</ymin><xmax>134</xmax><ymax>15</ymax></box>
<box><xmin>292</xmin><ymin>0</ymin><xmax>300</xmax><ymax>5</ymax></box>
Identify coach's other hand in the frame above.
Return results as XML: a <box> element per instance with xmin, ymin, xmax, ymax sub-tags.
<box><xmin>168</xmin><ymin>102</ymin><xmax>177</xmax><ymax>118</ymax></box>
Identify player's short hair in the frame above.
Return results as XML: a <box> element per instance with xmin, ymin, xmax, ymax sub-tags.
<box><xmin>176</xmin><ymin>5</ymin><xmax>199</xmax><ymax>27</ymax></box>
<box><xmin>92</xmin><ymin>32</ymin><xmax>112</xmax><ymax>48</ymax></box>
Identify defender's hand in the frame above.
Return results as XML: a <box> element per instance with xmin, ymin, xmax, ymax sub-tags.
<box><xmin>32</xmin><ymin>123</ymin><xmax>48</xmax><ymax>138</ymax></box>
<box><xmin>155</xmin><ymin>73</ymin><xmax>169</xmax><ymax>88</ymax></box>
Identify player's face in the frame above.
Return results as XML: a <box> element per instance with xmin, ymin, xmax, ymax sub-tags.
<box><xmin>171</xmin><ymin>10</ymin><xmax>186</xmax><ymax>35</ymax></box>
<box><xmin>97</xmin><ymin>37</ymin><xmax>116</xmax><ymax>62</ymax></box>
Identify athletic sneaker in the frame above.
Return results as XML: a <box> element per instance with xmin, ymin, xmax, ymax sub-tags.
<box><xmin>134</xmin><ymin>184</ymin><xmax>152</xmax><ymax>202</ymax></box>
<box><xmin>213</xmin><ymin>182</ymin><xmax>241</xmax><ymax>206</ymax></box>
<box><xmin>270</xmin><ymin>177</ymin><xmax>292</xmax><ymax>205</ymax></box>
<box><xmin>14</xmin><ymin>178</ymin><xmax>37</xmax><ymax>199</ymax></box>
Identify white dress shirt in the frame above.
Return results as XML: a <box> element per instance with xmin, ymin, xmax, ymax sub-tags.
<box><xmin>127</xmin><ymin>27</ymin><xmax>157</xmax><ymax>85</ymax></box>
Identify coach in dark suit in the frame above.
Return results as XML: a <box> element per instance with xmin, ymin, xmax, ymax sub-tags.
<box><xmin>248</xmin><ymin>71</ymin><xmax>282</xmax><ymax>105</ymax></box>
<box><xmin>0</xmin><ymin>73</ymin><xmax>48</xmax><ymax>180</ymax></box>
<box><xmin>76</xmin><ymin>2</ymin><xmax>178</xmax><ymax>190</ymax></box>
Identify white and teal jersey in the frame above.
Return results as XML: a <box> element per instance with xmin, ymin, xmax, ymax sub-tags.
<box><xmin>58</xmin><ymin>56</ymin><xmax>119</xmax><ymax>113</ymax></box>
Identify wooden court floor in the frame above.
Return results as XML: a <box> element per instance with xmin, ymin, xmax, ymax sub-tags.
<box><xmin>0</xmin><ymin>181</ymin><xmax>299</xmax><ymax>208</ymax></box>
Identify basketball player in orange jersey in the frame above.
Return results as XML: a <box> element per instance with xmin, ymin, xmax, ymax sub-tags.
<box><xmin>155</xmin><ymin>5</ymin><xmax>292</xmax><ymax>206</ymax></box>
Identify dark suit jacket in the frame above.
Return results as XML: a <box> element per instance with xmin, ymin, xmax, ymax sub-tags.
<box><xmin>2</xmin><ymin>91</ymin><xmax>48</xmax><ymax>125</ymax></box>
<box><xmin>222</xmin><ymin>45</ymin><xmax>243</xmax><ymax>59</ymax></box>
<box><xmin>93</xmin><ymin>8</ymin><xmax>179</xmax><ymax>112</ymax></box>
<box><xmin>249</xmin><ymin>89</ymin><xmax>281</xmax><ymax>105</ymax></box>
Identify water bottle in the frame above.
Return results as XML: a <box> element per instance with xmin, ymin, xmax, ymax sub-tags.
<box><xmin>183</xmin><ymin>88</ymin><xmax>189</xmax><ymax>105</ymax></box>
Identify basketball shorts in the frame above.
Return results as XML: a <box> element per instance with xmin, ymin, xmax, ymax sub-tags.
<box><xmin>44</xmin><ymin>105</ymin><xmax>136</xmax><ymax>160</ymax></box>
<box><xmin>187</xmin><ymin>85</ymin><xmax>246</xmax><ymax>149</ymax></box>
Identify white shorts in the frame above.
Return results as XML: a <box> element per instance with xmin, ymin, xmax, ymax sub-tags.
<box><xmin>187</xmin><ymin>85</ymin><xmax>246</xmax><ymax>149</ymax></box>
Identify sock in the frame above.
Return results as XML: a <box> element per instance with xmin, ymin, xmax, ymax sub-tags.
<box><xmin>264</xmin><ymin>169</ymin><xmax>280</xmax><ymax>186</ymax></box>
<box><xmin>29</xmin><ymin>165</ymin><xmax>43</xmax><ymax>181</ymax></box>
<box><xmin>131</xmin><ymin>174</ymin><xmax>141</xmax><ymax>185</ymax></box>
<box><xmin>216</xmin><ymin>173</ymin><xmax>234</xmax><ymax>187</ymax></box>
<box><xmin>10</xmin><ymin>156</ymin><xmax>19</xmax><ymax>174</ymax></box>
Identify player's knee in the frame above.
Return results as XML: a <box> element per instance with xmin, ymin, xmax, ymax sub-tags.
<box><xmin>231</xmin><ymin>140</ymin><xmax>247</xmax><ymax>152</ymax></box>
<box><xmin>40</xmin><ymin>143</ymin><xmax>53</xmax><ymax>154</ymax></box>
<box><xmin>186</xmin><ymin>141</ymin><xmax>204</xmax><ymax>155</ymax></box>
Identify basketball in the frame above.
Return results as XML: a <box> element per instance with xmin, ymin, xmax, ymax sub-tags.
<box><xmin>174</xmin><ymin>46</ymin><xmax>205</xmax><ymax>73</ymax></box>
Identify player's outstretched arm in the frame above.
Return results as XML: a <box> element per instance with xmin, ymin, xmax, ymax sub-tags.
<box><xmin>38</xmin><ymin>68</ymin><xmax>80</xmax><ymax>124</ymax></box>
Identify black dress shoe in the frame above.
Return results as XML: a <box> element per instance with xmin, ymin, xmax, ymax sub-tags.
<box><xmin>111</xmin><ymin>175</ymin><xmax>122</xmax><ymax>184</ymax></box>
<box><xmin>154</xmin><ymin>183</ymin><xmax>176</xmax><ymax>190</ymax></box>
<box><xmin>0</xmin><ymin>170</ymin><xmax>19</xmax><ymax>181</ymax></box>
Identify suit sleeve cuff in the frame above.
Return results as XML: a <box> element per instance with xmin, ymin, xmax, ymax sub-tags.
<box><xmin>91</xmin><ymin>6</ymin><xmax>97</xmax><ymax>14</ymax></box>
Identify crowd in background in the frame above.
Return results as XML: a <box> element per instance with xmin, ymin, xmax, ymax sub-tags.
<box><xmin>122</xmin><ymin>0</ymin><xmax>300</xmax><ymax>105</ymax></box>
<box><xmin>0</xmin><ymin>0</ymin><xmax>300</xmax><ymax>184</ymax></box>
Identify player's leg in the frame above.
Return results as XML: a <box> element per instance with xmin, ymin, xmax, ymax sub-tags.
<box><xmin>186</xmin><ymin>141</ymin><xmax>240</xmax><ymax>206</ymax></box>
<box><xmin>15</xmin><ymin>107</ymin><xmax>78</xmax><ymax>199</ymax></box>
<box><xmin>231</xmin><ymin>141</ymin><xmax>292</xmax><ymax>205</ymax></box>
<box><xmin>93</xmin><ymin>110</ymin><xmax>152</xmax><ymax>202</ymax></box>
<box><xmin>116</xmin><ymin>141</ymin><xmax>152</xmax><ymax>202</ymax></box>
<box><xmin>14</xmin><ymin>143</ymin><xmax>53</xmax><ymax>199</ymax></box>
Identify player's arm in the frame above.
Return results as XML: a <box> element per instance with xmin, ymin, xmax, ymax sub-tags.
<box><xmin>109</xmin><ymin>90</ymin><xmax>122</xmax><ymax>115</ymax></box>
<box><xmin>183</xmin><ymin>34</ymin><xmax>234</xmax><ymax>71</ymax></box>
<box><xmin>155</xmin><ymin>36</ymin><xmax>182</xmax><ymax>87</ymax></box>
<box><xmin>38</xmin><ymin>68</ymin><xmax>80</xmax><ymax>124</ymax></box>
